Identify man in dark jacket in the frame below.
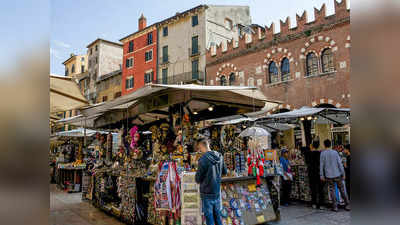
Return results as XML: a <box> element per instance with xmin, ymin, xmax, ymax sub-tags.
<box><xmin>195</xmin><ymin>138</ymin><xmax>227</xmax><ymax>225</ymax></box>
<box><xmin>301</xmin><ymin>140</ymin><xmax>325</xmax><ymax>209</ymax></box>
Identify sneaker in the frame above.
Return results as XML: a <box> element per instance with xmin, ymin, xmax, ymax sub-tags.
<box><xmin>345</xmin><ymin>205</ymin><xmax>351</xmax><ymax>211</ymax></box>
<box><xmin>332</xmin><ymin>207</ymin><xmax>338</xmax><ymax>212</ymax></box>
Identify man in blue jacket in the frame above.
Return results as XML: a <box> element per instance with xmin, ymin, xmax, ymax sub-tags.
<box><xmin>320</xmin><ymin>139</ymin><xmax>350</xmax><ymax>212</ymax></box>
<box><xmin>195</xmin><ymin>138</ymin><xmax>227</xmax><ymax>225</ymax></box>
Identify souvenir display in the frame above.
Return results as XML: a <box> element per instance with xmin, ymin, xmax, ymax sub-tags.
<box><xmin>212</xmin><ymin>179</ymin><xmax>277</xmax><ymax>225</ymax></box>
<box><xmin>68</xmin><ymin>100</ymin><xmax>282</xmax><ymax>225</ymax></box>
<box><xmin>290</xmin><ymin>165</ymin><xmax>312</xmax><ymax>202</ymax></box>
<box><xmin>181</xmin><ymin>172</ymin><xmax>201</xmax><ymax>225</ymax></box>
<box><xmin>154</xmin><ymin>161</ymin><xmax>181</xmax><ymax>218</ymax></box>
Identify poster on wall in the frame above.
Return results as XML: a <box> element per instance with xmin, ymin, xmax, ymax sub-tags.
<box><xmin>181</xmin><ymin>172</ymin><xmax>201</xmax><ymax>225</ymax></box>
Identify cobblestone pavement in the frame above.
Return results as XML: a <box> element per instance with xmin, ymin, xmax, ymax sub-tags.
<box><xmin>50</xmin><ymin>185</ymin><xmax>124</xmax><ymax>225</ymax></box>
<box><xmin>269</xmin><ymin>203</ymin><xmax>350</xmax><ymax>225</ymax></box>
<box><xmin>50</xmin><ymin>185</ymin><xmax>350</xmax><ymax>225</ymax></box>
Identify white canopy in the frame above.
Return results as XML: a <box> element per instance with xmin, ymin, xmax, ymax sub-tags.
<box><xmin>55</xmin><ymin>127</ymin><xmax>112</xmax><ymax>137</ymax></box>
<box><xmin>56</xmin><ymin>113</ymin><xmax>103</xmax><ymax>128</ymax></box>
<box><xmin>50</xmin><ymin>75</ymin><xmax>88</xmax><ymax>113</ymax></box>
<box><xmin>80</xmin><ymin>84</ymin><xmax>279</xmax><ymax>118</ymax></box>
<box><xmin>256</xmin><ymin>106</ymin><xmax>351</xmax><ymax>126</ymax></box>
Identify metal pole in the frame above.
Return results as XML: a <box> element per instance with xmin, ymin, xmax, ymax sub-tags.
<box><xmin>84</xmin><ymin>118</ymin><xmax>87</xmax><ymax>147</ymax></box>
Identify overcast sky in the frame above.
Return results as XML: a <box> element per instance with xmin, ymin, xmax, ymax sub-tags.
<box><xmin>50</xmin><ymin>0</ymin><xmax>350</xmax><ymax>75</ymax></box>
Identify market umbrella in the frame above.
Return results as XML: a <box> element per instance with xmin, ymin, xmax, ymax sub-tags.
<box><xmin>239</xmin><ymin>126</ymin><xmax>271</xmax><ymax>137</ymax></box>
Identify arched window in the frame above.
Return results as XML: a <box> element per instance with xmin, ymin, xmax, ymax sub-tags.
<box><xmin>229</xmin><ymin>72</ymin><xmax>235</xmax><ymax>85</ymax></box>
<box><xmin>268</xmin><ymin>61</ymin><xmax>279</xmax><ymax>83</ymax></box>
<box><xmin>220</xmin><ymin>75</ymin><xmax>227</xmax><ymax>86</ymax></box>
<box><xmin>281</xmin><ymin>58</ymin><xmax>290</xmax><ymax>81</ymax></box>
<box><xmin>321</xmin><ymin>48</ymin><xmax>334</xmax><ymax>73</ymax></box>
<box><xmin>306</xmin><ymin>52</ymin><xmax>318</xmax><ymax>76</ymax></box>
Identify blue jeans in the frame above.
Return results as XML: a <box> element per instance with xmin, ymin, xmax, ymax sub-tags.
<box><xmin>202</xmin><ymin>197</ymin><xmax>222</xmax><ymax>225</ymax></box>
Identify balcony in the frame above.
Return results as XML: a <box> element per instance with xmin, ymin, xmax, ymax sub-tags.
<box><xmin>154</xmin><ymin>71</ymin><xmax>205</xmax><ymax>85</ymax></box>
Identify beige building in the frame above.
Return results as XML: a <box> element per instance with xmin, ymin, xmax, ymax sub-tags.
<box><xmin>95</xmin><ymin>69</ymin><xmax>122</xmax><ymax>103</ymax></box>
<box><xmin>60</xmin><ymin>54</ymin><xmax>88</xmax><ymax>130</ymax></box>
<box><xmin>62</xmin><ymin>53</ymin><xmax>88</xmax><ymax>78</ymax></box>
<box><xmin>157</xmin><ymin>5</ymin><xmax>251</xmax><ymax>84</ymax></box>
<box><xmin>86</xmin><ymin>38</ymin><xmax>123</xmax><ymax>103</ymax></box>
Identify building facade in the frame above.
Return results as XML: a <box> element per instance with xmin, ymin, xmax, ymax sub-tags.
<box><xmin>206</xmin><ymin>0</ymin><xmax>350</xmax><ymax>148</ymax></box>
<box><xmin>85</xmin><ymin>38</ymin><xmax>123</xmax><ymax>103</ymax></box>
<box><xmin>120</xmin><ymin>15</ymin><xmax>157</xmax><ymax>95</ymax></box>
<box><xmin>61</xmin><ymin>53</ymin><xmax>89</xmax><ymax>130</ymax></box>
<box><xmin>62</xmin><ymin>53</ymin><xmax>88</xmax><ymax>78</ymax></box>
<box><xmin>206</xmin><ymin>0</ymin><xmax>350</xmax><ymax>110</ymax></box>
<box><xmin>95</xmin><ymin>69</ymin><xmax>122</xmax><ymax>103</ymax></box>
<box><xmin>157</xmin><ymin>5</ymin><xmax>251</xmax><ymax>85</ymax></box>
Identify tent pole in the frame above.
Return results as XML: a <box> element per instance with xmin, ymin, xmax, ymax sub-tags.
<box><xmin>84</xmin><ymin>118</ymin><xmax>87</xmax><ymax>147</ymax></box>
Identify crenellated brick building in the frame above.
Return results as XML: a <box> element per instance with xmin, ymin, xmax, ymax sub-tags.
<box><xmin>206</xmin><ymin>0</ymin><xmax>350</xmax><ymax>113</ymax></box>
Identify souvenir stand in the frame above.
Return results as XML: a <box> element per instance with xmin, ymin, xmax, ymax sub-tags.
<box><xmin>75</xmin><ymin>84</ymin><xmax>279</xmax><ymax>225</ymax></box>
<box><xmin>255</xmin><ymin>107</ymin><xmax>351</xmax><ymax>204</ymax></box>
<box><xmin>203</xmin><ymin>118</ymin><xmax>282</xmax><ymax>224</ymax></box>
<box><xmin>52</xmin><ymin>135</ymin><xmax>85</xmax><ymax>192</ymax></box>
<box><xmin>52</xmin><ymin>128</ymin><xmax>113</xmax><ymax>193</ymax></box>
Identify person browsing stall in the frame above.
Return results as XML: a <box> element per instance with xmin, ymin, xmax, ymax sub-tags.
<box><xmin>320</xmin><ymin>139</ymin><xmax>351</xmax><ymax>212</ymax></box>
<box><xmin>195</xmin><ymin>138</ymin><xmax>227</xmax><ymax>225</ymax></box>
<box><xmin>280</xmin><ymin>149</ymin><xmax>292</xmax><ymax>206</ymax></box>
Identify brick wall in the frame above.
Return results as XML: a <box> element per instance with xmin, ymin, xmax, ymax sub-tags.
<box><xmin>206</xmin><ymin>0</ymin><xmax>350</xmax><ymax>111</ymax></box>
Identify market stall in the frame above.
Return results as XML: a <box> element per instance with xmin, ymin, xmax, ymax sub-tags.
<box><xmin>256</xmin><ymin>106</ymin><xmax>351</xmax><ymax>204</ymax></box>
<box><xmin>65</xmin><ymin>84</ymin><xmax>281</xmax><ymax>224</ymax></box>
<box><xmin>53</xmin><ymin>128</ymin><xmax>117</xmax><ymax>193</ymax></box>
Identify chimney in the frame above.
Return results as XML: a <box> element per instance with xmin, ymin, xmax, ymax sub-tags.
<box><xmin>138</xmin><ymin>13</ymin><xmax>147</xmax><ymax>31</ymax></box>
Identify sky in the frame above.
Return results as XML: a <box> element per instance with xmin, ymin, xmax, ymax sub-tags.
<box><xmin>50</xmin><ymin>0</ymin><xmax>350</xmax><ymax>75</ymax></box>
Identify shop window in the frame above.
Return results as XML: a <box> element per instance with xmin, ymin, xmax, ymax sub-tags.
<box><xmin>281</xmin><ymin>58</ymin><xmax>290</xmax><ymax>81</ymax></box>
<box><xmin>220</xmin><ymin>75</ymin><xmax>227</xmax><ymax>86</ymax></box>
<box><xmin>268</xmin><ymin>61</ymin><xmax>279</xmax><ymax>83</ymax></box>
<box><xmin>321</xmin><ymin>48</ymin><xmax>335</xmax><ymax>73</ymax></box>
<box><xmin>306</xmin><ymin>52</ymin><xmax>319</xmax><ymax>76</ymax></box>
<box><xmin>192</xmin><ymin>15</ymin><xmax>198</xmax><ymax>26</ymax></box>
